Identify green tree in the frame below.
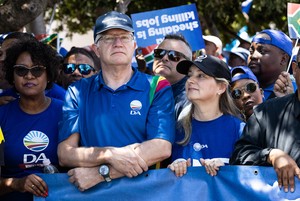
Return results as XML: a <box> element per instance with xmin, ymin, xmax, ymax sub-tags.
<box><xmin>0</xmin><ymin>0</ymin><xmax>299</xmax><ymax>44</ymax></box>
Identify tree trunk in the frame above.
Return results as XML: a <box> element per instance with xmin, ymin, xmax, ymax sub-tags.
<box><xmin>0</xmin><ymin>0</ymin><xmax>48</xmax><ymax>33</ymax></box>
<box><xmin>25</xmin><ymin>13</ymin><xmax>46</xmax><ymax>35</ymax></box>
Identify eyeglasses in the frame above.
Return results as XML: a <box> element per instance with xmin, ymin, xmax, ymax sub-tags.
<box><xmin>63</xmin><ymin>63</ymin><xmax>95</xmax><ymax>75</ymax></box>
<box><xmin>97</xmin><ymin>34</ymin><xmax>134</xmax><ymax>44</ymax></box>
<box><xmin>13</xmin><ymin>65</ymin><xmax>46</xmax><ymax>77</ymax></box>
<box><xmin>153</xmin><ymin>49</ymin><xmax>189</xmax><ymax>62</ymax></box>
<box><xmin>231</xmin><ymin>82</ymin><xmax>257</xmax><ymax>100</ymax></box>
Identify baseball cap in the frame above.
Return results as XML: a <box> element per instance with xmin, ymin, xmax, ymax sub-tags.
<box><xmin>252</xmin><ymin>29</ymin><xmax>292</xmax><ymax>57</ymax></box>
<box><xmin>231</xmin><ymin>66</ymin><xmax>258</xmax><ymax>83</ymax></box>
<box><xmin>94</xmin><ymin>11</ymin><xmax>134</xmax><ymax>42</ymax></box>
<box><xmin>203</xmin><ymin>35</ymin><xmax>223</xmax><ymax>54</ymax></box>
<box><xmin>229</xmin><ymin>47</ymin><xmax>250</xmax><ymax>62</ymax></box>
<box><xmin>177</xmin><ymin>55</ymin><xmax>231</xmax><ymax>81</ymax></box>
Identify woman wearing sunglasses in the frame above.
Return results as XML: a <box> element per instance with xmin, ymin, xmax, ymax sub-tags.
<box><xmin>230</xmin><ymin>66</ymin><xmax>264</xmax><ymax>120</ymax></box>
<box><xmin>169</xmin><ymin>55</ymin><xmax>245</xmax><ymax>177</ymax></box>
<box><xmin>61</xmin><ymin>47</ymin><xmax>100</xmax><ymax>88</ymax></box>
<box><xmin>0</xmin><ymin>39</ymin><xmax>63</xmax><ymax>201</ymax></box>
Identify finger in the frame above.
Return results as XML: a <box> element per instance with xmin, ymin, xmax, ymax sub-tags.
<box><xmin>187</xmin><ymin>158</ymin><xmax>192</xmax><ymax>167</ymax></box>
<box><xmin>288</xmin><ymin>169</ymin><xmax>295</xmax><ymax>192</ymax></box>
<box><xmin>33</xmin><ymin>177</ymin><xmax>48</xmax><ymax>196</ymax></box>
<box><xmin>276</xmin><ymin>169</ymin><xmax>283</xmax><ymax>189</ymax></box>
<box><xmin>68</xmin><ymin>169</ymin><xmax>74</xmax><ymax>176</ymax></box>
<box><xmin>282</xmin><ymin>170</ymin><xmax>289</xmax><ymax>192</ymax></box>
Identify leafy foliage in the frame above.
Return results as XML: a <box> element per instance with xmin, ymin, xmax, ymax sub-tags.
<box><xmin>43</xmin><ymin>0</ymin><xmax>300</xmax><ymax>42</ymax></box>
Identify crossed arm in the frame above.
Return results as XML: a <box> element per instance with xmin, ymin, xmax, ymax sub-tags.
<box><xmin>57</xmin><ymin>132</ymin><xmax>172</xmax><ymax>191</ymax></box>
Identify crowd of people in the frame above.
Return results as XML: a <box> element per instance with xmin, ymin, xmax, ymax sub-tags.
<box><xmin>0</xmin><ymin>9</ymin><xmax>300</xmax><ymax>200</ymax></box>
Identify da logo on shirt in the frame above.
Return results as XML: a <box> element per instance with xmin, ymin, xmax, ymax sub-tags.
<box><xmin>23</xmin><ymin>130</ymin><xmax>49</xmax><ymax>152</ymax></box>
<box><xmin>130</xmin><ymin>100</ymin><xmax>142</xmax><ymax>115</ymax></box>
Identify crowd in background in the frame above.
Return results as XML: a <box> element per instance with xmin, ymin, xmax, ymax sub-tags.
<box><xmin>0</xmin><ymin>8</ymin><xmax>300</xmax><ymax>200</ymax></box>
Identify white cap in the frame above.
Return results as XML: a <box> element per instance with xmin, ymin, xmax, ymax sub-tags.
<box><xmin>203</xmin><ymin>35</ymin><xmax>223</xmax><ymax>54</ymax></box>
<box><xmin>229</xmin><ymin>47</ymin><xmax>250</xmax><ymax>62</ymax></box>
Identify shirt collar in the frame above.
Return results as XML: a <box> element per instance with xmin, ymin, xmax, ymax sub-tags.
<box><xmin>95</xmin><ymin>67</ymin><xmax>145</xmax><ymax>92</ymax></box>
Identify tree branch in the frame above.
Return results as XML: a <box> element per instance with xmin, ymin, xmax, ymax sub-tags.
<box><xmin>0</xmin><ymin>0</ymin><xmax>48</xmax><ymax>33</ymax></box>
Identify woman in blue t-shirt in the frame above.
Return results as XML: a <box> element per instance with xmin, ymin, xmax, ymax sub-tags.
<box><xmin>0</xmin><ymin>39</ymin><xmax>63</xmax><ymax>201</ymax></box>
<box><xmin>169</xmin><ymin>55</ymin><xmax>245</xmax><ymax>177</ymax></box>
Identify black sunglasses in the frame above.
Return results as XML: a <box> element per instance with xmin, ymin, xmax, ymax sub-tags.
<box><xmin>13</xmin><ymin>65</ymin><xmax>46</xmax><ymax>77</ymax></box>
<box><xmin>231</xmin><ymin>82</ymin><xmax>257</xmax><ymax>100</ymax></box>
<box><xmin>154</xmin><ymin>49</ymin><xmax>189</xmax><ymax>62</ymax></box>
<box><xmin>63</xmin><ymin>63</ymin><xmax>95</xmax><ymax>75</ymax></box>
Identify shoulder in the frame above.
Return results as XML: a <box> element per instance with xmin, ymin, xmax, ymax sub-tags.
<box><xmin>254</xmin><ymin>93</ymin><xmax>294</xmax><ymax>114</ymax></box>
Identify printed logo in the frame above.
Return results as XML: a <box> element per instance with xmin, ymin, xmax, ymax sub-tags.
<box><xmin>23</xmin><ymin>130</ymin><xmax>49</xmax><ymax>152</ymax></box>
<box><xmin>130</xmin><ymin>100</ymin><xmax>142</xmax><ymax>115</ymax></box>
<box><xmin>193</xmin><ymin>142</ymin><xmax>208</xmax><ymax>151</ymax></box>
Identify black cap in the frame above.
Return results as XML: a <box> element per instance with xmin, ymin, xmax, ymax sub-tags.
<box><xmin>94</xmin><ymin>11</ymin><xmax>134</xmax><ymax>41</ymax></box>
<box><xmin>176</xmin><ymin>55</ymin><xmax>231</xmax><ymax>81</ymax></box>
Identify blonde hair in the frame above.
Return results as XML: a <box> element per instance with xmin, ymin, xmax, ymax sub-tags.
<box><xmin>177</xmin><ymin>78</ymin><xmax>242</xmax><ymax>146</ymax></box>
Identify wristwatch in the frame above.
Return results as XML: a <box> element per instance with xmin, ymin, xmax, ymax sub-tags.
<box><xmin>99</xmin><ymin>164</ymin><xmax>112</xmax><ymax>182</ymax></box>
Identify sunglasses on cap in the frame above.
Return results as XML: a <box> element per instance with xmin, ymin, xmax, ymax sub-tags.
<box><xmin>154</xmin><ymin>49</ymin><xmax>189</xmax><ymax>62</ymax></box>
<box><xmin>63</xmin><ymin>63</ymin><xmax>95</xmax><ymax>75</ymax></box>
<box><xmin>13</xmin><ymin>64</ymin><xmax>46</xmax><ymax>77</ymax></box>
<box><xmin>231</xmin><ymin>82</ymin><xmax>257</xmax><ymax>100</ymax></box>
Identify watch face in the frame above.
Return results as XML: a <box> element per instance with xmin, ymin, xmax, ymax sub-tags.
<box><xmin>100</xmin><ymin>165</ymin><xmax>109</xmax><ymax>175</ymax></box>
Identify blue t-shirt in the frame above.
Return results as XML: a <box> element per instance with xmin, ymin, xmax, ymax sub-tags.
<box><xmin>172</xmin><ymin>114</ymin><xmax>245</xmax><ymax>166</ymax></box>
<box><xmin>59</xmin><ymin>68</ymin><xmax>175</xmax><ymax>147</ymax></box>
<box><xmin>0</xmin><ymin>98</ymin><xmax>63</xmax><ymax>178</ymax></box>
<box><xmin>0</xmin><ymin>98</ymin><xmax>63</xmax><ymax>201</ymax></box>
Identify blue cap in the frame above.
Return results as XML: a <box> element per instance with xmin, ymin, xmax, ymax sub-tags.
<box><xmin>94</xmin><ymin>11</ymin><xmax>134</xmax><ymax>42</ymax></box>
<box><xmin>252</xmin><ymin>29</ymin><xmax>292</xmax><ymax>57</ymax></box>
<box><xmin>231</xmin><ymin>66</ymin><xmax>259</xmax><ymax>83</ymax></box>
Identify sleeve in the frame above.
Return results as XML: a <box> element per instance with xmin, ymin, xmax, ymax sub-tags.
<box><xmin>58</xmin><ymin>84</ymin><xmax>81</xmax><ymax>143</ymax></box>
<box><xmin>229</xmin><ymin>109</ymin><xmax>272</xmax><ymax>166</ymax></box>
<box><xmin>146</xmin><ymin>77</ymin><xmax>175</xmax><ymax>143</ymax></box>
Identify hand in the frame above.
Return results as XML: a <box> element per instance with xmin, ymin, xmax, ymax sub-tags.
<box><xmin>13</xmin><ymin>174</ymin><xmax>48</xmax><ymax>197</ymax></box>
<box><xmin>268</xmin><ymin>149</ymin><xmax>300</xmax><ymax>192</ymax></box>
<box><xmin>106</xmin><ymin>144</ymin><xmax>148</xmax><ymax>178</ymax></box>
<box><xmin>168</xmin><ymin>158</ymin><xmax>191</xmax><ymax>177</ymax></box>
<box><xmin>0</xmin><ymin>96</ymin><xmax>15</xmax><ymax>105</ymax></box>
<box><xmin>200</xmin><ymin>158</ymin><xmax>224</xmax><ymax>176</ymax></box>
<box><xmin>273</xmin><ymin>71</ymin><xmax>294</xmax><ymax>97</ymax></box>
<box><xmin>68</xmin><ymin>167</ymin><xmax>102</xmax><ymax>191</ymax></box>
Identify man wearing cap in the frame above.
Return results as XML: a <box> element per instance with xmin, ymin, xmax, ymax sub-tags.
<box><xmin>152</xmin><ymin>33</ymin><xmax>192</xmax><ymax>120</ymax></box>
<box><xmin>230</xmin><ymin>66</ymin><xmax>263</xmax><ymax>120</ymax></box>
<box><xmin>230</xmin><ymin>48</ymin><xmax>300</xmax><ymax>193</ymax></box>
<box><xmin>58</xmin><ymin>11</ymin><xmax>175</xmax><ymax>191</ymax></box>
<box><xmin>248</xmin><ymin>29</ymin><xmax>296</xmax><ymax>100</ymax></box>
<box><xmin>228</xmin><ymin>47</ymin><xmax>250</xmax><ymax>68</ymax></box>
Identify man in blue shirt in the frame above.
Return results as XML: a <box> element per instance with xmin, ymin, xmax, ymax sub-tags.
<box><xmin>58</xmin><ymin>11</ymin><xmax>175</xmax><ymax>191</ymax></box>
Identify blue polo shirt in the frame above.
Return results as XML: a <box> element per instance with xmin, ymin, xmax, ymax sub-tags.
<box><xmin>59</xmin><ymin>68</ymin><xmax>175</xmax><ymax>147</ymax></box>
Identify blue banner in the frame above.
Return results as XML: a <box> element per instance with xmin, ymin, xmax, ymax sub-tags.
<box><xmin>131</xmin><ymin>4</ymin><xmax>204</xmax><ymax>51</ymax></box>
<box><xmin>34</xmin><ymin>166</ymin><xmax>300</xmax><ymax>201</ymax></box>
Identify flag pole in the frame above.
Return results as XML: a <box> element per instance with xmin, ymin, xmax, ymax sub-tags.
<box><xmin>286</xmin><ymin>37</ymin><xmax>299</xmax><ymax>73</ymax></box>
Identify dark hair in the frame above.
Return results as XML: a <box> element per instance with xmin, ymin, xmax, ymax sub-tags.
<box><xmin>164</xmin><ymin>33</ymin><xmax>192</xmax><ymax>52</ymax></box>
<box><xmin>3</xmin><ymin>32</ymin><xmax>36</xmax><ymax>42</ymax></box>
<box><xmin>64</xmin><ymin>47</ymin><xmax>101</xmax><ymax>70</ymax></box>
<box><xmin>3</xmin><ymin>39</ymin><xmax>60</xmax><ymax>90</ymax></box>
